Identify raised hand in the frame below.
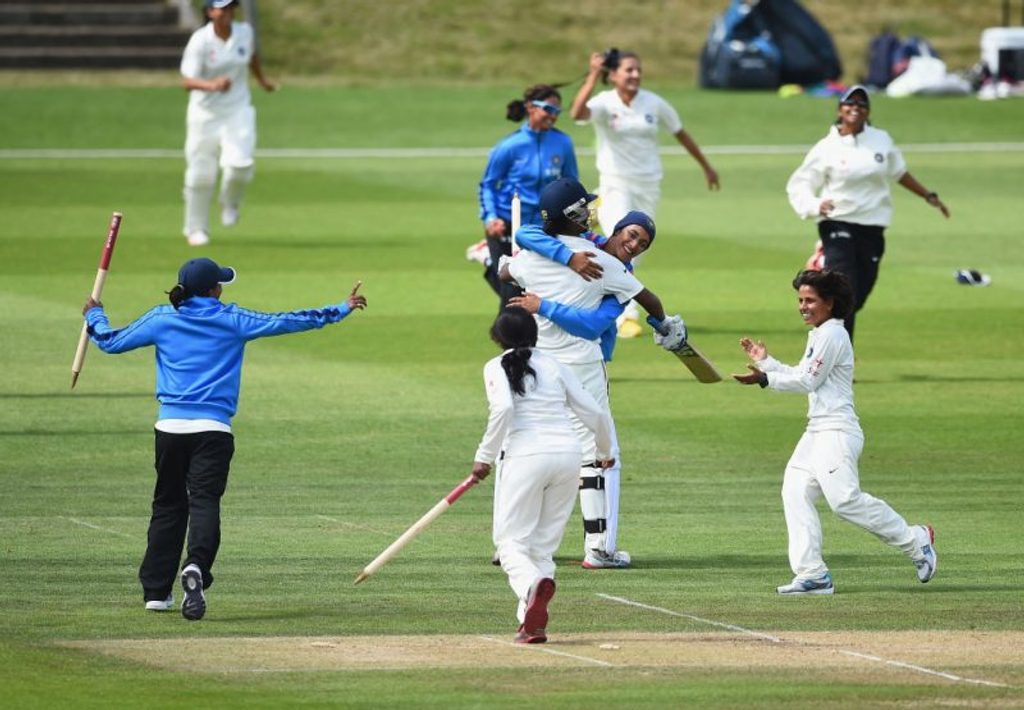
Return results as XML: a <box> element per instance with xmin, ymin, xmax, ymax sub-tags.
<box><xmin>507</xmin><ymin>292</ymin><xmax>541</xmax><ymax>314</ymax></box>
<box><xmin>739</xmin><ymin>336</ymin><xmax>767</xmax><ymax>361</ymax></box>
<box><xmin>347</xmin><ymin>281</ymin><xmax>367</xmax><ymax>310</ymax></box>
<box><xmin>733</xmin><ymin>364</ymin><xmax>767</xmax><ymax>385</ymax></box>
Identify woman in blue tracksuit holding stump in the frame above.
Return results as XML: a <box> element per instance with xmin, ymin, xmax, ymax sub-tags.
<box><xmin>476</xmin><ymin>84</ymin><xmax>580</xmax><ymax>307</ymax></box>
<box><xmin>82</xmin><ymin>257</ymin><xmax>366</xmax><ymax>620</ymax></box>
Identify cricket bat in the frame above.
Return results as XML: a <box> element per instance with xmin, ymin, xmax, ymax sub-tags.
<box><xmin>647</xmin><ymin>316</ymin><xmax>723</xmax><ymax>383</ymax></box>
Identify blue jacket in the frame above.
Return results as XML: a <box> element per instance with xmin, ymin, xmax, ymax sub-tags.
<box><xmin>86</xmin><ymin>296</ymin><xmax>355</xmax><ymax>425</ymax></box>
<box><xmin>478</xmin><ymin>125</ymin><xmax>578</xmax><ymax>225</ymax></box>
<box><xmin>515</xmin><ymin>225</ymin><xmax>633</xmax><ymax>362</ymax></box>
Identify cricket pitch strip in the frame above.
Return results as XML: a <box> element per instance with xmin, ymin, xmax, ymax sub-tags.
<box><xmin>60</xmin><ymin>631</ymin><xmax>1023</xmax><ymax>687</ymax></box>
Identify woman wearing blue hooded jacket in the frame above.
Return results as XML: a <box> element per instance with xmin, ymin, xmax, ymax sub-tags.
<box><xmin>82</xmin><ymin>257</ymin><xmax>366</xmax><ymax>621</ymax></box>
<box><xmin>476</xmin><ymin>84</ymin><xmax>580</xmax><ymax>307</ymax></box>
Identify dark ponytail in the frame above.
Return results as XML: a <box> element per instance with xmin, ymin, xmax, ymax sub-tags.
<box><xmin>166</xmin><ymin>283</ymin><xmax>188</xmax><ymax>310</ymax></box>
<box><xmin>506</xmin><ymin>83</ymin><xmax>561</xmax><ymax>122</ymax></box>
<box><xmin>489</xmin><ymin>307</ymin><xmax>539</xmax><ymax>396</ymax></box>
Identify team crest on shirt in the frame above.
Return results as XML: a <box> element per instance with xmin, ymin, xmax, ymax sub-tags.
<box><xmin>874</xmin><ymin>153</ymin><xmax>884</xmax><ymax>163</ymax></box>
<box><xmin>238</xmin><ymin>46</ymin><xmax>246</xmax><ymax>56</ymax></box>
<box><xmin>644</xmin><ymin>114</ymin><xmax>655</xmax><ymax>124</ymax></box>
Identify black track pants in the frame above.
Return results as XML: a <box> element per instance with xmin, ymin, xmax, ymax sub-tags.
<box><xmin>818</xmin><ymin>220</ymin><xmax>886</xmax><ymax>342</ymax></box>
<box><xmin>139</xmin><ymin>430</ymin><xmax>234</xmax><ymax>601</ymax></box>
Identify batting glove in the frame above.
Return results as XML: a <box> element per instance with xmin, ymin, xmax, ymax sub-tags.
<box><xmin>652</xmin><ymin>315</ymin><xmax>687</xmax><ymax>351</ymax></box>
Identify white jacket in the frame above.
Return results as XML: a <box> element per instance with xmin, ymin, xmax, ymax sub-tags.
<box><xmin>786</xmin><ymin>125</ymin><xmax>907</xmax><ymax>228</ymax></box>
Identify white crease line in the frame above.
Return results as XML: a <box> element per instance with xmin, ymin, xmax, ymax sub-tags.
<box><xmin>598</xmin><ymin>593</ymin><xmax>1014</xmax><ymax>689</ymax></box>
<box><xmin>314</xmin><ymin>514</ymin><xmax>391</xmax><ymax>537</ymax></box>
<box><xmin>597</xmin><ymin>593</ymin><xmax>782</xmax><ymax>643</ymax></box>
<box><xmin>478</xmin><ymin>635</ymin><xmax>615</xmax><ymax>668</ymax></box>
<box><xmin>839</xmin><ymin>650</ymin><xmax>1011</xmax><ymax>688</ymax></box>
<box><xmin>59</xmin><ymin>516</ymin><xmax>132</xmax><ymax>539</ymax></box>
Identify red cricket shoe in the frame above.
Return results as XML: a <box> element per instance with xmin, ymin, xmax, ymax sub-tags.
<box><xmin>515</xmin><ymin>577</ymin><xmax>555</xmax><ymax>644</ymax></box>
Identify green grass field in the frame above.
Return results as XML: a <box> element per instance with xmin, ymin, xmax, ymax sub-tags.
<box><xmin>1</xmin><ymin>86</ymin><xmax>1023</xmax><ymax>708</ymax></box>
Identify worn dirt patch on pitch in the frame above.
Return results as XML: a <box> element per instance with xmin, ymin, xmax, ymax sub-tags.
<box><xmin>59</xmin><ymin>631</ymin><xmax>1023</xmax><ymax>686</ymax></box>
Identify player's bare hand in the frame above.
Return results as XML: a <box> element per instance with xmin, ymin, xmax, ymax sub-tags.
<box><xmin>588</xmin><ymin>51</ymin><xmax>606</xmax><ymax>74</ymax></box>
<box><xmin>346</xmin><ymin>281</ymin><xmax>367</xmax><ymax>310</ymax></box>
<box><xmin>739</xmin><ymin>337</ymin><xmax>767</xmax><ymax>361</ymax></box>
<box><xmin>82</xmin><ymin>297</ymin><xmax>102</xmax><ymax>316</ymax></box>
<box><xmin>259</xmin><ymin>78</ymin><xmax>279</xmax><ymax>92</ymax></box>
<box><xmin>733</xmin><ymin>364</ymin><xmax>767</xmax><ymax>386</ymax></box>
<box><xmin>596</xmin><ymin>458</ymin><xmax>616</xmax><ymax>470</ymax></box>
<box><xmin>471</xmin><ymin>462</ymin><xmax>491</xmax><ymax>481</ymax></box>
<box><xmin>818</xmin><ymin>199</ymin><xmax>835</xmax><ymax>217</ymax></box>
<box><xmin>927</xmin><ymin>194</ymin><xmax>950</xmax><ymax>218</ymax></box>
<box><xmin>210</xmin><ymin>76</ymin><xmax>232</xmax><ymax>92</ymax></box>
<box><xmin>507</xmin><ymin>292</ymin><xmax>541</xmax><ymax>314</ymax></box>
<box><xmin>705</xmin><ymin>166</ymin><xmax>721</xmax><ymax>191</ymax></box>
<box><xmin>484</xmin><ymin>219</ymin><xmax>506</xmax><ymax>238</ymax></box>
<box><xmin>569</xmin><ymin>251</ymin><xmax>603</xmax><ymax>281</ymax></box>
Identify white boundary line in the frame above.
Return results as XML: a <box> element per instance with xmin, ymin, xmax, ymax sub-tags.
<box><xmin>59</xmin><ymin>515</ymin><xmax>133</xmax><ymax>539</ymax></box>
<box><xmin>1</xmin><ymin>142</ymin><xmax>1022</xmax><ymax>160</ymax></box>
<box><xmin>478</xmin><ymin>635</ymin><xmax>616</xmax><ymax>668</ymax></box>
<box><xmin>596</xmin><ymin>593</ymin><xmax>1013</xmax><ymax>689</ymax></box>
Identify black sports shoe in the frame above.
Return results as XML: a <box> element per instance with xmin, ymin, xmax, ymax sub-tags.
<box><xmin>180</xmin><ymin>565</ymin><xmax>206</xmax><ymax>621</ymax></box>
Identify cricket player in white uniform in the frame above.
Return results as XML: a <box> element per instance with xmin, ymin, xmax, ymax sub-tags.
<box><xmin>569</xmin><ymin>50</ymin><xmax>719</xmax><ymax>338</ymax></box>
<box><xmin>180</xmin><ymin>0</ymin><xmax>277</xmax><ymax>247</ymax></box>
<box><xmin>786</xmin><ymin>85</ymin><xmax>949</xmax><ymax>342</ymax></box>
<box><xmin>472</xmin><ymin>307</ymin><xmax>614</xmax><ymax>644</ymax></box>
<box><xmin>735</xmin><ymin>269</ymin><xmax>937</xmax><ymax>595</ymax></box>
<box><xmin>500</xmin><ymin>179</ymin><xmax>686</xmax><ymax>569</ymax></box>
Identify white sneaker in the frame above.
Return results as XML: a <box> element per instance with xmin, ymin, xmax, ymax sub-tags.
<box><xmin>581</xmin><ymin>549</ymin><xmax>631</xmax><ymax>569</ymax></box>
<box><xmin>777</xmin><ymin>572</ymin><xmax>834</xmax><ymax>595</ymax></box>
<box><xmin>144</xmin><ymin>594</ymin><xmax>174</xmax><ymax>611</ymax></box>
<box><xmin>186</xmin><ymin>231</ymin><xmax>210</xmax><ymax>247</ymax></box>
<box><xmin>221</xmin><ymin>204</ymin><xmax>239</xmax><ymax>227</ymax></box>
<box><xmin>913</xmin><ymin>524</ymin><xmax>937</xmax><ymax>583</ymax></box>
<box><xmin>465</xmin><ymin>239</ymin><xmax>491</xmax><ymax>266</ymax></box>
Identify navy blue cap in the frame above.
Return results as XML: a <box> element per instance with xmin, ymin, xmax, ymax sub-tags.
<box><xmin>612</xmin><ymin>210</ymin><xmax>656</xmax><ymax>242</ymax></box>
<box><xmin>539</xmin><ymin>178</ymin><xmax>598</xmax><ymax>227</ymax></box>
<box><xmin>839</xmin><ymin>84</ymin><xmax>870</xmax><ymax>108</ymax></box>
<box><xmin>178</xmin><ymin>258</ymin><xmax>236</xmax><ymax>297</ymax></box>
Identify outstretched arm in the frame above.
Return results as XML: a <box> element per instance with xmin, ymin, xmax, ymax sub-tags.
<box><xmin>249</xmin><ymin>52</ymin><xmax>278</xmax><ymax>92</ymax></box>
<box><xmin>898</xmin><ymin>172</ymin><xmax>950</xmax><ymax>218</ymax></box>
<box><xmin>674</xmin><ymin>129</ymin><xmax>719</xmax><ymax>191</ymax></box>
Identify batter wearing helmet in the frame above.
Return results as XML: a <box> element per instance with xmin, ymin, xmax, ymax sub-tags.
<box><xmin>500</xmin><ymin>179</ymin><xmax>686</xmax><ymax>568</ymax></box>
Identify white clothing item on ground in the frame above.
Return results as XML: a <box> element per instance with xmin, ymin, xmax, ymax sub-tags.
<box><xmin>585</xmin><ymin>88</ymin><xmax>683</xmax><ymax>181</ymax></box>
<box><xmin>786</xmin><ymin>125</ymin><xmax>907</xmax><ymax>228</ymax></box>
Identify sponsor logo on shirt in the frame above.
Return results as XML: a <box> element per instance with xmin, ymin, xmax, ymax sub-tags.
<box><xmin>874</xmin><ymin>153</ymin><xmax>884</xmax><ymax>163</ymax></box>
<box><xmin>645</xmin><ymin>114</ymin><xmax>655</xmax><ymax>124</ymax></box>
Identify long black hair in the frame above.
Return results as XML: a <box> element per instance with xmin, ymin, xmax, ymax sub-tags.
<box><xmin>489</xmin><ymin>307</ymin><xmax>538</xmax><ymax>396</ymax></box>
<box><xmin>506</xmin><ymin>84</ymin><xmax>561</xmax><ymax>122</ymax></box>
<box><xmin>793</xmin><ymin>269</ymin><xmax>854</xmax><ymax>320</ymax></box>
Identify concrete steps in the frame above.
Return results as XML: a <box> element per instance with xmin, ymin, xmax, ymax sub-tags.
<box><xmin>0</xmin><ymin>1</ymin><xmax>193</xmax><ymax>70</ymax></box>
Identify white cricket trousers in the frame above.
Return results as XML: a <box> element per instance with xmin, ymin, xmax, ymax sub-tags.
<box><xmin>783</xmin><ymin>429</ymin><xmax>919</xmax><ymax>580</ymax></box>
<box><xmin>565</xmin><ymin>361</ymin><xmax>622</xmax><ymax>555</ymax></box>
<box><xmin>493</xmin><ymin>450</ymin><xmax>580</xmax><ymax>623</ymax></box>
<box><xmin>596</xmin><ymin>174</ymin><xmax>659</xmax><ymax>322</ymax></box>
<box><xmin>183</xmin><ymin>105</ymin><xmax>256</xmax><ymax>236</ymax></box>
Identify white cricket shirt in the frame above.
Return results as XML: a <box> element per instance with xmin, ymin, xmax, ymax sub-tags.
<box><xmin>786</xmin><ymin>125</ymin><xmax>908</xmax><ymax>227</ymax></box>
<box><xmin>180</xmin><ymin>21</ymin><xmax>255</xmax><ymax>119</ymax></box>
<box><xmin>759</xmin><ymin>318</ymin><xmax>861</xmax><ymax>435</ymax></box>
<box><xmin>585</xmin><ymin>89</ymin><xmax>683</xmax><ymax>180</ymax></box>
<box><xmin>473</xmin><ymin>349</ymin><xmax>612</xmax><ymax>464</ymax></box>
<box><xmin>507</xmin><ymin>236</ymin><xmax>644</xmax><ymax>364</ymax></box>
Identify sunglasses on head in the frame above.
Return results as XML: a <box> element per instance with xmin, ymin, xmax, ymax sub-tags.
<box><xmin>530</xmin><ymin>100</ymin><xmax>562</xmax><ymax>116</ymax></box>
